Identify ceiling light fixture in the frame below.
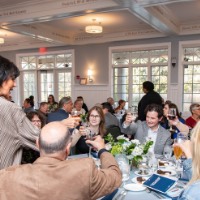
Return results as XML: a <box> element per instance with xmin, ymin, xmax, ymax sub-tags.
<box><xmin>0</xmin><ymin>38</ymin><xmax>4</xmax><ymax>44</ymax></box>
<box><xmin>85</xmin><ymin>19</ymin><xmax>103</xmax><ymax>34</ymax></box>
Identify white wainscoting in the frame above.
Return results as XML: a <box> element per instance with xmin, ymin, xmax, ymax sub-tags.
<box><xmin>73</xmin><ymin>84</ymin><xmax>110</xmax><ymax>110</ymax></box>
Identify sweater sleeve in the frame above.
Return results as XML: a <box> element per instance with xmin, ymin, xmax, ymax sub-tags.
<box><xmin>90</xmin><ymin>152</ymin><xmax>122</xmax><ymax>200</ymax></box>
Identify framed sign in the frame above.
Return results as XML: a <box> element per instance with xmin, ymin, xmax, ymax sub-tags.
<box><xmin>80</xmin><ymin>78</ymin><xmax>87</xmax><ymax>85</ymax></box>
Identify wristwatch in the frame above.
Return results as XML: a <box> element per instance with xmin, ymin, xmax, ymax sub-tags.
<box><xmin>98</xmin><ymin>148</ymin><xmax>108</xmax><ymax>158</ymax></box>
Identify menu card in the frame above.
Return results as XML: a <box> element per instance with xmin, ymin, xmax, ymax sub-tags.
<box><xmin>143</xmin><ymin>174</ymin><xmax>181</xmax><ymax>197</ymax></box>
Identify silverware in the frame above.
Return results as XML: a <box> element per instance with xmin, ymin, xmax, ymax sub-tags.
<box><xmin>114</xmin><ymin>190</ymin><xmax>125</xmax><ymax>200</ymax></box>
<box><xmin>151</xmin><ymin>191</ymin><xmax>165</xmax><ymax>199</ymax></box>
<box><xmin>120</xmin><ymin>191</ymin><xmax>127</xmax><ymax>200</ymax></box>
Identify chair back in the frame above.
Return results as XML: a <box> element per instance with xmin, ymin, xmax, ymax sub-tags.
<box><xmin>106</xmin><ymin>125</ymin><xmax>122</xmax><ymax>141</ymax></box>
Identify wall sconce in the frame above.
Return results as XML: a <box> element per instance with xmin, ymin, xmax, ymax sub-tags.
<box><xmin>171</xmin><ymin>57</ymin><xmax>176</xmax><ymax>67</ymax></box>
<box><xmin>87</xmin><ymin>69</ymin><xmax>93</xmax><ymax>83</ymax></box>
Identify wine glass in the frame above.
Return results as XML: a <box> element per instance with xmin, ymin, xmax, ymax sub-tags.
<box><xmin>168</xmin><ymin>108</ymin><xmax>176</xmax><ymax>131</ymax></box>
<box><xmin>71</xmin><ymin>110</ymin><xmax>81</xmax><ymax>117</ymax></box>
<box><xmin>85</xmin><ymin>127</ymin><xmax>96</xmax><ymax>158</ymax></box>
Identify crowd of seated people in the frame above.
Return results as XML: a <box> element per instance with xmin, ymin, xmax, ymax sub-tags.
<box><xmin>1</xmin><ymin>54</ymin><xmax>199</xmax><ymax>199</ymax></box>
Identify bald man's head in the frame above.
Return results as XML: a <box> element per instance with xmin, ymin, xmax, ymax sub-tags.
<box><xmin>39</xmin><ymin>122</ymin><xmax>71</xmax><ymax>155</ymax></box>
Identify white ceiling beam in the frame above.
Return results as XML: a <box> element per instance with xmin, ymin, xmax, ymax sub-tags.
<box><xmin>130</xmin><ymin>0</ymin><xmax>195</xmax><ymax>7</ymax></box>
<box><xmin>0</xmin><ymin>0</ymin><xmax>118</xmax><ymax>26</ymax></box>
<box><xmin>2</xmin><ymin>23</ymin><xmax>73</xmax><ymax>44</ymax></box>
<box><xmin>113</xmin><ymin>0</ymin><xmax>182</xmax><ymax>34</ymax></box>
<box><xmin>0</xmin><ymin>0</ymin><xmax>120</xmax><ymax>44</ymax></box>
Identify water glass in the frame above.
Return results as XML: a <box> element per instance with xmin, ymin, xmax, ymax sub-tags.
<box><xmin>115</xmin><ymin>154</ymin><xmax>130</xmax><ymax>185</ymax></box>
<box><xmin>164</xmin><ymin>146</ymin><xmax>173</xmax><ymax>160</ymax></box>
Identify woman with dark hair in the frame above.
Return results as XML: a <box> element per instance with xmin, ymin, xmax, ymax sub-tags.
<box><xmin>162</xmin><ymin>102</ymin><xmax>189</xmax><ymax>139</ymax></box>
<box><xmin>0</xmin><ymin>56</ymin><xmax>40</xmax><ymax>169</ymax></box>
<box><xmin>22</xmin><ymin>111</ymin><xmax>44</xmax><ymax>163</ymax></box>
<box><xmin>114</xmin><ymin>99</ymin><xmax>126</xmax><ymax>114</ymax></box>
<box><xmin>48</xmin><ymin>94</ymin><xmax>58</xmax><ymax>112</ymax></box>
<box><xmin>76</xmin><ymin>106</ymin><xmax>106</xmax><ymax>154</ymax></box>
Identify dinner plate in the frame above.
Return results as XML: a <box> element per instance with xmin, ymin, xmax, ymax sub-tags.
<box><xmin>124</xmin><ymin>183</ymin><xmax>146</xmax><ymax>192</ymax></box>
<box><xmin>134</xmin><ymin>170</ymin><xmax>152</xmax><ymax>177</ymax></box>
<box><xmin>156</xmin><ymin>169</ymin><xmax>176</xmax><ymax>176</ymax></box>
<box><xmin>131</xmin><ymin>176</ymin><xmax>150</xmax><ymax>184</ymax></box>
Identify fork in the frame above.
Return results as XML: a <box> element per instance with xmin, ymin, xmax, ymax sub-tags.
<box><xmin>119</xmin><ymin>191</ymin><xmax>127</xmax><ymax>200</ymax></box>
<box><xmin>114</xmin><ymin>190</ymin><xmax>125</xmax><ymax>200</ymax></box>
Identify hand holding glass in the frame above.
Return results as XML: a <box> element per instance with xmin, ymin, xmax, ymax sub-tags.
<box><xmin>174</xmin><ymin>133</ymin><xmax>187</xmax><ymax>168</ymax></box>
<box><xmin>168</xmin><ymin>108</ymin><xmax>176</xmax><ymax>120</ymax></box>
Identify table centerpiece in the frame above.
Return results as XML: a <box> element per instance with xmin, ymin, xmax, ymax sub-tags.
<box><xmin>105</xmin><ymin>133</ymin><xmax>153</xmax><ymax>168</ymax></box>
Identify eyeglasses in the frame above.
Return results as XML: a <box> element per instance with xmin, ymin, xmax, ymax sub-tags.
<box><xmin>32</xmin><ymin>120</ymin><xmax>41</xmax><ymax>123</ymax></box>
<box><xmin>89</xmin><ymin>115</ymin><xmax>100</xmax><ymax>119</ymax></box>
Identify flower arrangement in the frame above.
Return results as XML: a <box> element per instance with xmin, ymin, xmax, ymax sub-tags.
<box><xmin>105</xmin><ymin>134</ymin><xmax>153</xmax><ymax>166</ymax></box>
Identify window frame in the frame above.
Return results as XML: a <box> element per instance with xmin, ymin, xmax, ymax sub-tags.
<box><xmin>179</xmin><ymin>40</ymin><xmax>200</xmax><ymax>112</ymax></box>
<box><xmin>109</xmin><ymin>43</ymin><xmax>171</xmax><ymax>108</ymax></box>
<box><xmin>16</xmin><ymin>50</ymin><xmax>75</xmax><ymax>107</ymax></box>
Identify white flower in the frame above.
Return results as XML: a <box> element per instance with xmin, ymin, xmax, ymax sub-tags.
<box><xmin>122</xmin><ymin>142</ymin><xmax>131</xmax><ymax>150</ymax></box>
<box><xmin>105</xmin><ymin>143</ymin><xmax>112</xmax><ymax>151</ymax></box>
<box><xmin>117</xmin><ymin>135</ymin><xmax>129</xmax><ymax>142</ymax></box>
<box><xmin>130</xmin><ymin>139</ymin><xmax>140</xmax><ymax>145</ymax></box>
<box><xmin>131</xmin><ymin>146</ymin><xmax>143</xmax><ymax>156</ymax></box>
<box><xmin>126</xmin><ymin>155</ymin><xmax>134</xmax><ymax>160</ymax></box>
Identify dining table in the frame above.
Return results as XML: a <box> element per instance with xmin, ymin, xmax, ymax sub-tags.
<box><xmin>68</xmin><ymin>154</ymin><xmax>187</xmax><ymax>200</ymax></box>
<box><xmin>100</xmin><ymin>158</ymin><xmax>187</xmax><ymax>200</ymax></box>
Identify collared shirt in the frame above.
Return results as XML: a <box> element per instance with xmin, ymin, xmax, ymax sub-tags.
<box><xmin>147</xmin><ymin>125</ymin><xmax>159</xmax><ymax>153</ymax></box>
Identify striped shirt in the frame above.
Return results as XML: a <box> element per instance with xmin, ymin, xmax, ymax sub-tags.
<box><xmin>0</xmin><ymin>97</ymin><xmax>40</xmax><ymax>169</ymax></box>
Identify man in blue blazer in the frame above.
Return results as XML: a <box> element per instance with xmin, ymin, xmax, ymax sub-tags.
<box><xmin>47</xmin><ymin>96</ymin><xmax>73</xmax><ymax>123</ymax></box>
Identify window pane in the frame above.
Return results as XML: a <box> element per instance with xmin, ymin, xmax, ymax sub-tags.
<box><xmin>23</xmin><ymin>72</ymin><xmax>36</xmax><ymax>98</ymax></box>
<box><xmin>58</xmin><ymin>71</ymin><xmax>71</xmax><ymax>100</ymax></box>
<box><xmin>112</xmin><ymin>48</ymin><xmax>168</xmax><ymax>107</ymax></box>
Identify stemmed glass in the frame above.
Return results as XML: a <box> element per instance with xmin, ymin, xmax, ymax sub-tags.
<box><xmin>85</xmin><ymin>125</ymin><xmax>96</xmax><ymax>158</ymax></box>
<box><xmin>168</xmin><ymin>108</ymin><xmax>176</xmax><ymax>131</ymax></box>
<box><xmin>71</xmin><ymin>110</ymin><xmax>81</xmax><ymax>117</ymax></box>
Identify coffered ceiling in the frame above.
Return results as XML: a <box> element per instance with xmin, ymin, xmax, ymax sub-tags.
<box><xmin>0</xmin><ymin>0</ymin><xmax>199</xmax><ymax>51</ymax></box>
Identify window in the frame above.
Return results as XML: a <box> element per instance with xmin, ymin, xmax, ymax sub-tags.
<box><xmin>182</xmin><ymin>47</ymin><xmax>200</xmax><ymax>111</ymax></box>
<box><xmin>18</xmin><ymin>51</ymin><xmax>73</xmax><ymax>107</ymax></box>
<box><xmin>111</xmin><ymin>45</ymin><xmax>169</xmax><ymax>108</ymax></box>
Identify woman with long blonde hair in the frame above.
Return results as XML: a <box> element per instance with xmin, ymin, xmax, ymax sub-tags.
<box><xmin>176</xmin><ymin>121</ymin><xmax>200</xmax><ymax>199</ymax></box>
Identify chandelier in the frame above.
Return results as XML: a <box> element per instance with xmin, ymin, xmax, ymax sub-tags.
<box><xmin>85</xmin><ymin>19</ymin><xmax>103</xmax><ymax>34</ymax></box>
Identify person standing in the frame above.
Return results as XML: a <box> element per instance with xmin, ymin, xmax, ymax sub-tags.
<box><xmin>0</xmin><ymin>56</ymin><xmax>79</xmax><ymax>169</ymax></box>
<box><xmin>0</xmin><ymin>56</ymin><xmax>39</xmax><ymax>169</ymax></box>
<box><xmin>138</xmin><ymin>81</ymin><xmax>162</xmax><ymax>121</ymax></box>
